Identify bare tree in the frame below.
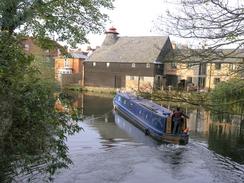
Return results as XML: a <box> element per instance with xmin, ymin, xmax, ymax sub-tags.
<box><xmin>154</xmin><ymin>0</ymin><xmax>244</xmax><ymax>67</ymax></box>
<box><xmin>148</xmin><ymin>0</ymin><xmax>244</xmax><ymax>114</ymax></box>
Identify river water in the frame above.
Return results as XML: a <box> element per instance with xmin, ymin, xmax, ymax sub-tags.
<box><xmin>19</xmin><ymin>92</ymin><xmax>244</xmax><ymax>183</ymax></box>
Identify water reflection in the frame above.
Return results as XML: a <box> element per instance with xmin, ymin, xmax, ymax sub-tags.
<box><xmin>113</xmin><ymin>111</ymin><xmax>159</xmax><ymax>146</ymax></box>
<box><xmin>68</xmin><ymin>91</ymin><xmax>244</xmax><ymax>165</ymax></box>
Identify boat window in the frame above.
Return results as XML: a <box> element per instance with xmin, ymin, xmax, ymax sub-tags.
<box><xmin>129</xmin><ymin>103</ymin><xmax>133</xmax><ymax>110</ymax></box>
<box><xmin>118</xmin><ymin>96</ymin><xmax>121</xmax><ymax>102</ymax></box>
<box><xmin>123</xmin><ymin>100</ymin><xmax>126</xmax><ymax>105</ymax></box>
<box><xmin>146</xmin><ymin>114</ymin><xmax>148</xmax><ymax>118</ymax></box>
<box><xmin>139</xmin><ymin>110</ymin><xmax>141</xmax><ymax>114</ymax></box>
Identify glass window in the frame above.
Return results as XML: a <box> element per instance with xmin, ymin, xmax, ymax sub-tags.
<box><xmin>186</xmin><ymin>77</ymin><xmax>192</xmax><ymax>83</ymax></box>
<box><xmin>123</xmin><ymin>100</ymin><xmax>126</xmax><ymax>105</ymax></box>
<box><xmin>93</xmin><ymin>62</ymin><xmax>96</xmax><ymax>66</ymax></box>
<box><xmin>118</xmin><ymin>96</ymin><xmax>121</xmax><ymax>102</ymax></box>
<box><xmin>139</xmin><ymin>77</ymin><xmax>144</xmax><ymax>81</ymax></box>
<box><xmin>106</xmin><ymin>62</ymin><xmax>110</xmax><ymax>67</ymax></box>
<box><xmin>130</xmin><ymin>76</ymin><xmax>134</xmax><ymax>80</ymax></box>
<box><xmin>188</xmin><ymin>63</ymin><xmax>193</xmax><ymax>69</ymax></box>
<box><xmin>129</xmin><ymin>103</ymin><xmax>133</xmax><ymax>110</ymax></box>
<box><xmin>132</xmin><ymin>63</ymin><xmax>135</xmax><ymax>67</ymax></box>
<box><xmin>64</xmin><ymin>58</ymin><xmax>70</xmax><ymax>68</ymax></box>
<box><xmin>171</xmin><ymin>62</ymin><xmax>177</xmax><ymax>69</ymax></box>
<box><xmin>229</xmin><ymin>63</ymin><xmax>236</xmax><ymax>70</ymax></box>
<box><xmin>24</xmin><ymin>44</ymin><xmax>29</xmax><ymax>50</ymax></box>
<box><xmin>146</xmin><ymin>63</ymin><xmax>150</xmax><ymax>68</ymax></box>
<box><xmin>200</xmin><ymin>63</ymin><xmax>206</xmax><ymax>74</ymax></box>
<box><xmin>157</xmin><ymin>64</ymin><xmax>161</xmax><ymax>69</ymax></box>
<box><xmin>215</xmin><ymin>63</ymin><xmax>221</xmax><ymax>70</ymax></box>
<box><xmin>214</xmin><ymin>78</ymin><xmax>220</xmax><ymax>84</ymax></box>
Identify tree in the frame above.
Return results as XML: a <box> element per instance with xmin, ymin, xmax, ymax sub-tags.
<box><xmin>0</xmin><ymin>0</ymin><xmax>115</xmax><ymax>182</ymax></box>
<box><xmin>149</xmin><ymin>0</ymin><xmax>244</xmax><ymax>111</ymax></box>
<box><xmin>0</xmin><ymin>0</ymin><xmax>115</xmax><ymax>47</ymax></box>
<box><xmin>153</xmin><ymin>0</ymin><xmax>244</xmax><ymax>70</ymax></box>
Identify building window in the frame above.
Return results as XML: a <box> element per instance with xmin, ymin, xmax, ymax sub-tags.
<box><xmin>186</xmin><ymin>77</ymin><xmax>192</xmax><ymax>83</ymax></box>
<box><xmin>130</xmin><ymin>76</ymin><xmax>134</xmax><ymax>80</ymax></box>
<box><xmin>93</xmin><ymin>62</ymin><xmax>96</xmax><ymax>66</ymax></box>
<box><xmin>229</xmin><ymin>63</ymin><xmax>236</xmax><ymax>70</ymax></box>
<box><xmin>157</xmin><ymin>64</ymin><xmax>161</xmax><ymax>69</ymax></box>
<box><xmin>188</xmin><ymin>63</ymin><xmax>193</xmax><ymax>69</ymax></box>
<box><xmin>200</xmin><ymin>63</ymin><xmax>206</xmax><ymax>74</ymax></box>
<box><xmin>139</xmin><ymin>76</ymin><xmax>144</xmax><ymax>81</ymax></box>
<box><xmin>106</xmin><ymin>62</ymin><xmax>110</xmax><ymax>67</ymax></box>
<box><xmin>132</xmin><ymin>63</ymin><xmax>135</xmax><ymax>67</ymax></box>
<box><xmin>215</xmin><ymin>63</ymin><xmax>221</xmax><ymax>70</ymax></box>
<box><xmin>214</xmin><ymin>78</ymin><xmax>220</xmax><ymax>84</ymax></box>
<box><xmin>64</xmin><ymin>58</ymin><xmax>70</xmax><ymax>68</ymax></box>
<box><xmin>171</xmin><ymin>62</ymin><xmax>177</xmax><ymax>69</ymax></box>
<box><xmin>24</xmin><ymin>44</ymin><xmax>29</xmax><ymax>50</ymax></box>
<box><xmin>146</xmin><ymin>63</ymin><xmax>150</xmax><ymax>68</ymax></box>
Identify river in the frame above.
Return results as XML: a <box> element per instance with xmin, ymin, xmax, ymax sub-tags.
<box><xmin>19</xmin><ymin>92</ymin><xmax>244</xmax><ymax>183</ymax></box>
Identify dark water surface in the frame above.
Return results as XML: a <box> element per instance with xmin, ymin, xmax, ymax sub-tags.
<box><xmin>20</xmin><ymin>92</ymin><xmax>244</xmax><ymax>183</ymax></box>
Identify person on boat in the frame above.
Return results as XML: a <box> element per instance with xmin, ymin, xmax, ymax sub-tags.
<box><xmin>171</xmin><ymin>107</ymin><xmax>189</xmax><ymax>135</ymax></box>
<box><xmin>170</xmin><ymin>110</ymin><xmax>176</xmax><ymax>132</ymax></box>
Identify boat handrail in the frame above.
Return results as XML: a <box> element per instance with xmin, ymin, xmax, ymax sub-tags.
<box><xmin>140</xmin><ymin>103</ymin><xmax>158</xmax><ymax>112</ymax></box>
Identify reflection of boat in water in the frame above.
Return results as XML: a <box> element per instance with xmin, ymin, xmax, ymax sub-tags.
<box><xmin>113</xmin><ymin>111</ymin><xmax>159</xmax><ymax>146</ymax></box>
<box><xmin>113</xmin><ymin>92</ymin><xmax>189</xmax><ymax>145</ymax></box>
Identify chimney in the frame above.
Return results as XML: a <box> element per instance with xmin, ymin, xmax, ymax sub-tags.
<box><xmin>171</xmin><ymin>41</ymin><xmax>176</xmax><ymax>49</ymax></box>
<box><xmin>183</xmin><ymin>44</ymin><xmax>188</xmax><ymax>50</ymax></box>
<box><xmin>101</xmin><ymin>26</ymin><xmax>119</xmax><ymax>46</ymax></box>
<box><xmin>87</xmin><ymin>46</ymin><xmax>91</xmax><ymax>51</ymax></box>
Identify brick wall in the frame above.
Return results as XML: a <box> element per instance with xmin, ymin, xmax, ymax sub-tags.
<box><xmin>60</xmin><ymin>73</ymin><xmax>82</xmax><ymax>86</ymax></box>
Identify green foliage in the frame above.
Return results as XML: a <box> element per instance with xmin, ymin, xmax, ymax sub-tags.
<box><xmin>0</xmin><ymin>0</ymin><xmax>115</xmax><ymax>181</ymax></box>
<box><xmin>0</xmin><ymin>33</ymin><xmax>84</xmax><ymax>182</ymax></box>
<box><xmin>0</xmin><ymin>0</ymin><xmax>115</xmax><ymax>48</ymax></box>
<box><xmin>209</xmin><ymin>79</ymin><xmax>244</xmax><ymax>115</ymax></box>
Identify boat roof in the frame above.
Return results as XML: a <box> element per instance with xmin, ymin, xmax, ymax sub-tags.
<box><xmin>117</xmin><ymin>92</ymin><xmax>172</xmax><ymax>115</ymax></box>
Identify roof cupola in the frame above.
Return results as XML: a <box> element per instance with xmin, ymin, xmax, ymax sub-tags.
<box><xmin>101</xmin><ymin>26</ymin><xmax>119</xmax><ymax>46</ymax></box>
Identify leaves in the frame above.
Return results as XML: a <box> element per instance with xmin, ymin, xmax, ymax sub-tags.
<box><xmin>0</xmin><ymin>0</ymin><xmax>115</xmax><ymax>47</ymax></box>
<box><xmin>0</xmin><ymin>0</ymin><xmax>114</xmax><ymax>180</ymax></box>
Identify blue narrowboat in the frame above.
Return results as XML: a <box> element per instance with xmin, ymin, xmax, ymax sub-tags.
<box><xmin>113</xmin><ymin>91</ymin><xmax>189</xmax><ymax>145</ymax></box>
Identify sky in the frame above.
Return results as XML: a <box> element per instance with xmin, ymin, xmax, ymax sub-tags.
<box><xmin>81</xmin><ymin>0</ymin><xmax>172</xmax><ymax>50</ymax></box>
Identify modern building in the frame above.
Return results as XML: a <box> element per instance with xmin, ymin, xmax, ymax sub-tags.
<box><xmin>164</xmin><ymin>48</ymin><xmax>244</xmax><ymax>91</ymax></box>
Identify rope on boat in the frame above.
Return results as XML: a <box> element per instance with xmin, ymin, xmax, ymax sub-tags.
<box><xmin>84</xmin><ymin>109</ymin><xmax>114</xmax><ymax>122</ymax></box>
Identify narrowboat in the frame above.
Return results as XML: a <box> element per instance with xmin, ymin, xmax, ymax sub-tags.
<box><xmin>113</xmin><ymin>91</ymin><xmax>189</xmax><ymax>145</ymax></box>
<box><xmin>113</xmin><ymin>111</ymin><xmax>159</xmax><ymax>146</ymax></box>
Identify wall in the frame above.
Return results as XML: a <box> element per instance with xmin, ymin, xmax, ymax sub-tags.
<box><xmin>125</xmin><ymin>76</ymin><xmax>154</xmax><ymax>93</ymax></box>
<box><xmin>83</xmin><ymin>62</ymin><xmax>160</xmax><ymax>89</ymax></box>
<box><xmin>60</xmin><ymin>73</ymin><xmax>82</xmax><ymax>86</ymax></box>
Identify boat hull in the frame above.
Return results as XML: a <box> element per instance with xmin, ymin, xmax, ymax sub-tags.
<box><xmin>113</xmin><ymin>92</ymin><xmax>189</xmax><ymax>145</ymax></box>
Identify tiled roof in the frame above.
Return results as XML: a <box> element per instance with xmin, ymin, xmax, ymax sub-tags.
<box><xmin>56</xmin><ymin>53</ymin><xmax>88</xmax><ymax>59</ymax></box>
<box><xmin>85</xmin><ymin>36</ymin><xmax>171</xmax><ymax>63</ymax></box>
<box><xmin>164</xmin><ymin>48</ymin><xmax>244</xmax><ymax>63</ymax></box>
<box><xmin>71</xmin><ymin>53</ymin><xmax>88</xmax><ymax>59</ymax></box>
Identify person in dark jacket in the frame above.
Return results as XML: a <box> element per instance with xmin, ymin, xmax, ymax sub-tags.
<box><xmin>171</xmin><ymin>107</ymin><xmax>189</xmax><ymax>134</ymax></box>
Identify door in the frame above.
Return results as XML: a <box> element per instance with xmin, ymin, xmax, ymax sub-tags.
<box><xmin>115</xmin><ymin>75</ymin><xmax>121</xmax><ymax>88</ymax></box>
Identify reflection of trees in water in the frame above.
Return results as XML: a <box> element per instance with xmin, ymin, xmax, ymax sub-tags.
<box><xmin>1</xmin><ymin>93</ymin><xmax>82</xmax><ymax>183</ymax></box>
<box><xmin>208</xmin><ymin>122</ymin><xmax>244</xmax><ymax>164</ymax></box>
